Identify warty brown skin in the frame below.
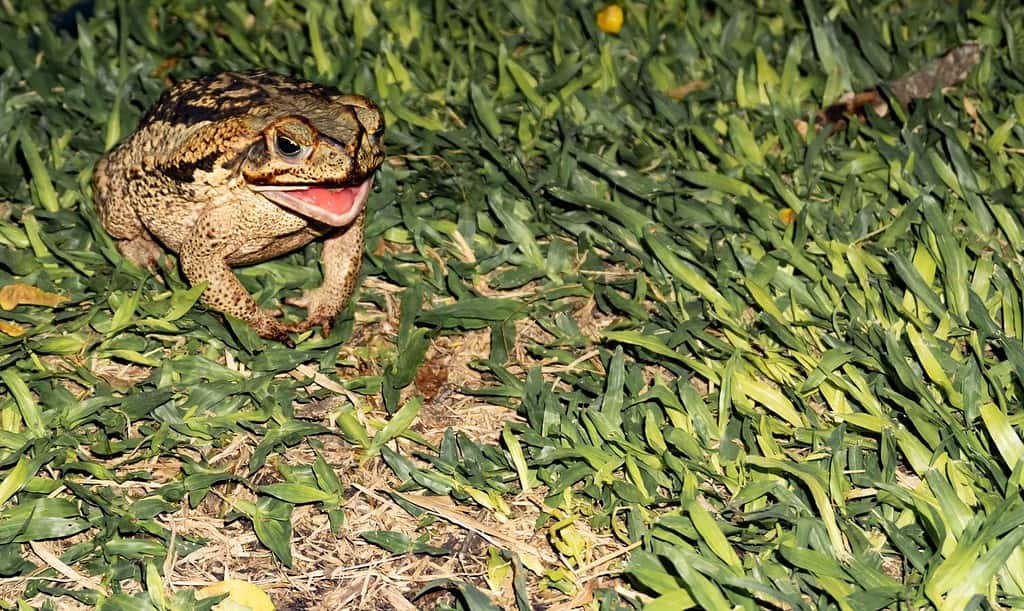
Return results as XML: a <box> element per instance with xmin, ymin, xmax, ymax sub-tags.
<box><xmin>92</xmin><ymin>71</ymin><xmax>385</xmax><ymax>343</ymax></box>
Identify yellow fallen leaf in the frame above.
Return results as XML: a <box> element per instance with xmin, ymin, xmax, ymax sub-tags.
<box><xmin>0</xmin><ymin>320</ymin><xmax>24</xmax><ymax>337</ymax></box>
<box><xmin>0</xmin><ymin>283</ymin><xmax>69</xmax><ymax>310</ymax></box>
<box><xmin>197</xmin><ymin>580</ymin><xmax>275</xmax><ymax>611</ymax></box>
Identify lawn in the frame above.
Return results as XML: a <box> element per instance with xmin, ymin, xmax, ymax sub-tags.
<box><xmin>1</xmin><ymin>1</ymin><xmax>1023</xmax><ymax>609</ymax></box>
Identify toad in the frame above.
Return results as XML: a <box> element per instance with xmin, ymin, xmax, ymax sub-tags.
<box><xmin>92</xmin><ymin>70</ymin><xmax>384</xmax><ymax>343</ymax></box>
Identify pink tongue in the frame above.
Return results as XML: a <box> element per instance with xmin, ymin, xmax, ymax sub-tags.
<box><xmin>287</xmin><ymin>186</ymin><xmax>359</xmax><ymax>215</ymax></box>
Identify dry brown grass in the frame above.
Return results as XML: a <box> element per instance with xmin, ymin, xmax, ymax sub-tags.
<box><xmin>3</xmin><ymin>285</ymin><xmax>636</xmax><ymax>610</ymax></box>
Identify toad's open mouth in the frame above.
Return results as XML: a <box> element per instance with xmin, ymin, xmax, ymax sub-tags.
<box><xmin>250</xmin><ymin>177</ymin><xmax>373</xmax><ymax>227</ymax></box>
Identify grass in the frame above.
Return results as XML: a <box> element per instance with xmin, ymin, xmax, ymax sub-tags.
<box><xmin>1</xmin><ymin>0</ymin><xmax>1024</xmax><ymax>609</ymax></box>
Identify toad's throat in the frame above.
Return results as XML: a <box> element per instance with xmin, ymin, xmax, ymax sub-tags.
<box><xmin>250</xmin><ymin>177</ymin><xmax>373</xmax><ymax>227</ymax></box>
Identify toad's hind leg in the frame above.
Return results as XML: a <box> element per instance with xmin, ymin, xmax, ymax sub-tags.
<box><xmin>93</xmin><ymin>160</ymin><xmax>165</xmax><ymax>273</ymax></box>
<box><xmin>284</xmin><ymin>211</ymin><xmax>365</xmax><ymax>336</ymax></box>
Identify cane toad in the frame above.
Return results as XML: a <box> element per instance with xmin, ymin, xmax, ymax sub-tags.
<box><xmin>92</xmin><ymin>71</ymin><xmax>385</xmax><ymax>343</ymax></box>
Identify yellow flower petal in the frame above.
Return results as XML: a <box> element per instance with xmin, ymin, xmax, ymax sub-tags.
<box><xmin>778</xmin><ymin>208</ymin><xmax>797</xmax><ymax>226</ymax></box>
<box><xmin>597</xmin><ymin>5</ymin><xmax>623</xmax><ymax>34</ymax></box>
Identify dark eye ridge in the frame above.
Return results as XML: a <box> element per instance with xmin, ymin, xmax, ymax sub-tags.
<box><xmin>275</xmin><ymin>134</ymin><xmax>303</xmax><ymax>157</ymax></box>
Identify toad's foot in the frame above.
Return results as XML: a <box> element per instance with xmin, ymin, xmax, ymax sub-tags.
<box><xmin>249</xmin><ymin>311</ymin><xmax>301</xmax><ymax>348</ymax></box>
<box><xmin>117</xmin><ymin>235</ymin><xmax>166</xmax><ymax>279</ymax></box>
<box><xmin>283</xmin><ymin>288</ymin><xmax>340</xmax><ymax>337</ymax></box>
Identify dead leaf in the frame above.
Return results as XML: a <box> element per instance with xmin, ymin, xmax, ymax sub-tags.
<box><xmin>0</xmin><ymin>320</ymin><xmax>24</xmax><ymax>337</ymax></box>
<box><xmin>0</xmin><ymin>283</ymin><xmax>69</xmax><ymax>310</ymax></box>
<box><xmin>815</xmin><ymin>43</ymin><xmax>981</xmax><ymax>131</ymax></box>
<box><xmin>666</xmin><ymin>80</ymin><xmax>706</xmax><ymax>101</ymax></box>
<box><xmin>816</xmin><ymin>90</ymin><xmax>888</xmax><ymax>129</ymax></box>
<box><xmin>414</xmin><ymin>354</ymin><xmax>449</xmax><ymax>401</ymax></box>
<box><xmin>963</xmin><ymin>96</ymin><xmax>984</xmax><ymax>136</ymax></box>
<box><xmin>793</xmin><ymin>118</ymin><xmax>810</xmax><ymax>141</ymax></box>
<box><xmin>151</xmin><ymin>57</ymin><xmax>179</xmax><ymax>79</ymax></box>
<box><xmin>888</xmin><ymin>42</ymin><xmax>981</xmax><ymax>108</ymax></box>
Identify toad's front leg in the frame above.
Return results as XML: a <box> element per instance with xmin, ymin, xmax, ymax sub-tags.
<box><xmin>284</xmin><ymin>210</ymin><xmax>365</xmax><ymax>336</ymax></box>
<box><xmin>179</xmin><ymin>209</ymin><xmax>296</xmax><ymax>343</ymax></box>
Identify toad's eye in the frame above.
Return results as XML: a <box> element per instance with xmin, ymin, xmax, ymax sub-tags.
<box><xmin>275</xmin><ymin>134</ymin><xmax>303</xmax><ymax>157</ymax></box>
